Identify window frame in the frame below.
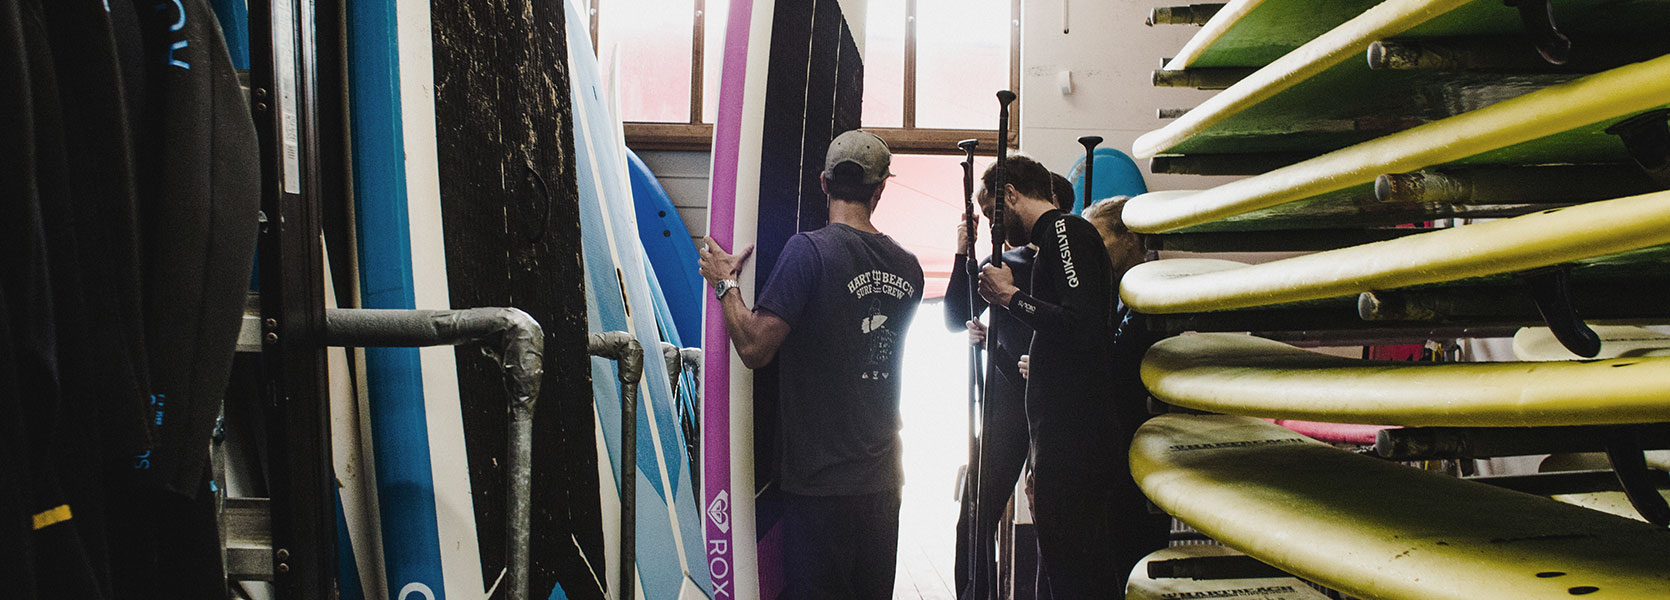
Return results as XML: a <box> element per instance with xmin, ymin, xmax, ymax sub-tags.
<box><xmin>593</xmin><ymin>0</ymin><xmax>1020</xmax><ymax>155</ymax></box>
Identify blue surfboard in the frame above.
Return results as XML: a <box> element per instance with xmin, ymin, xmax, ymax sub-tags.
<box><xmin>1070</xmin><ymin>147</ymin><xmax>1149</xmax><ymax>214</ymax></box>
<box><xmin>346</xmin><ymin>0</ymin><xmax>470</xmax><ymax>596</ymax></box>
<box><xmin>564</xmin><ymin>1</ymin><xmax>712</xmax><ymax>598</ymax></box>
<box><xmin>627</xmin><ymin>149</ymin><xmax>705</xmax><ymax>349</ymax></box>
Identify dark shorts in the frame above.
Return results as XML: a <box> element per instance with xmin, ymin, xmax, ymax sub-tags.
<box><xmin>781</xmin><ymin>488</ymin><xmax>903</xmax><ymax>600</ymax></box>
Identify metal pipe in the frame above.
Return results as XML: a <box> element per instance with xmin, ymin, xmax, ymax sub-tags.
<box><xmin>1150</xmin><ymin>67</ymin><xmax>1255</xmax><ymax>90</ymax></box>
<box><xmin>1147</xmin><ymin>3</ymin><xmax>1225</xmax><ymax>26</ymax></box>
<box><xmin>679</xmin><ymin>348</ymin><xmax>702</xmax><ymax>394</ymax></box>
<box><xmin>588</xmin><ymin>331</ymin><xmax>643</xmax><ymax>600</ymax></box>
<box><xmin>1374</xmin><ymin>165</ymin><xmax>1655</xmax><ymax>206</ymax></box>
<box><xmin>506</xmin><ymin>412</ymin><xmax>534</xmax><ymax>600</ymax></box>
<box><xmin>322</xmin><ymin>307</ymin><xmax>544</xmax><ymax>600</ymax></box>
<box><xmin>660</xmin><ymin>342</ymin><xmax>682</xmax><ymax>397</ymax></box>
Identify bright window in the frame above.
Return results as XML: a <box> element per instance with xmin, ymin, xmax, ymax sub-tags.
<box><xmin>594</xmin><ymin>0</ymin><xmax>1020</xmax><ymax>154</ymax></box>
<box><xmin>861</xmin><ymin>0</ymin><xmax>907</xmax><ymax>128</ymax></box>
<box><xmin>913</xmin><ymin>0</ymin><xmax>1013</xmax><ymax>130</ymax></box>
<box><xmin>699</xmin><ymin>0</ymin><xmax>729</xmax><ymax>123</ymax></box>
<box><xmin>597</xmin><ymin>0</ymin><xmax>695</xmax><ymax>123</ymax></box>
<box><xmin>871</xmin><ymin>154</ymin><xmax>996</xmax><ymax>298</ymax></box>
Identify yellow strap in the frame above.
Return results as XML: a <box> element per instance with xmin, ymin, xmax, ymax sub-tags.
<box><xmin>32</xmin><ymin>504</ymin><xmax>72</xmax><ymax>530</ymax></box>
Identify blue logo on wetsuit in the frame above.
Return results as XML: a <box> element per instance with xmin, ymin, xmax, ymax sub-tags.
<box><xmin>154</xmin><ymin>0</ymin><xmax>192</xmax><ymax>70</ymax></box>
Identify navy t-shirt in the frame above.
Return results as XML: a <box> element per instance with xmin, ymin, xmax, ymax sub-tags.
<box><xmin>756</xmin><ymin>223</ymin><xmax>925</xmax><ymax>496</ymax></box>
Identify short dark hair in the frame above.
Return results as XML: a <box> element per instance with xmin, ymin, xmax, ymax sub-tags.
<box><xmin>1050</xmin><ymin>172</ymin><xmax>1074</xmax><ymax>211</ymax></box>
<box><xmin>980</xmin><ymin>154</ymin><xmax>1054</xmax><ymax>205</ymax></box>
<box><xmin>825</xmin><ymin>162</ymin><xmax>880</xmax><ymax>203</ymax></box>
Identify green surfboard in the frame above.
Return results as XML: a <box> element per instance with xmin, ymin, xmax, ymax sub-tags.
<box><xmin>1141</xmin><ymin>0</ymin><xmax>1670</xmax><ymax>159</ymax></box>
<box><xmin>1164</xmin><ymin>0</ymin><xmax>1382</xmax><ymax>71</ymax></box>
<box><xmin>1141</xmin><ymin>333</ymin><xmax>1670</xmax><ymax>426</ymax></box>
<box><xmin>1125</xmin><ymin>53</ymin><xmax>1670</xmax><ymax>233</ymax></box>
<box><xmin>1132</xmin><ymin>414</ymin><xmax>1670</xmax><ymax>599</ymax></box>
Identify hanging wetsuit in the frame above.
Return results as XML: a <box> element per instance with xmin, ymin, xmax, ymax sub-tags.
<box><xmin>109</xmin><ymin>0</ymin><xmax>260</xmax><ymax>596</ymax></box>
<box><xmin>4</xmin><ymin>0</ymin><xmax>117</xmax><ymax>596</ymax></box>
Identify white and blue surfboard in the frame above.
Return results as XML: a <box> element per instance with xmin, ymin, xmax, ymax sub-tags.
<box><xmin>564</xmin><ymin>0</ymin><xmax>713</xmax><ymax>598</ymax></box>
<box><xmin>345</xmin><ymin>1</ymin><xmax>481</xmax><ymax>598</ymax></box>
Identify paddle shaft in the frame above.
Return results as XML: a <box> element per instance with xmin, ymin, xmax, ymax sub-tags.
<box><xmin>973</xmin><ymin>91</ymin><xmax>1015</xmax><ymax>594</ymax></box>
<box><xmin>956</xmin><ymin>139</ymin><xmax>983</xmax><ymax>593</ymax></box>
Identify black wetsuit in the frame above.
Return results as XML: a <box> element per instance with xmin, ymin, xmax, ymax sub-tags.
<box><xmin>3</xmin><ymin>1</ymin><xmax>256</xmax><ymax>596</ymax></box>
<box><xmin>1007</xmin><ymin>210</ymin><xmax>1168</xmax><ymax>598</ymax></box>
<box><xmin>116</xmin><ymin>0</ymin><xmax>261</xmax><ymax>596</ymax></box>
<box><xmin>945</xmin><ymin>246</ymin><xmax>1035</xmax><ymax>600</ymax></box>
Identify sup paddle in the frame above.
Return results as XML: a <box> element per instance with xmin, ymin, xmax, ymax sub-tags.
<box><xmin>970</xmin><ymin>90</ymin><xmax>1016</xmax><ymax>600</ymax></box>
<box><xmin>956</xmin><ymin>137</ymin><xmax>984</xmax><ymax>595</ymax></box>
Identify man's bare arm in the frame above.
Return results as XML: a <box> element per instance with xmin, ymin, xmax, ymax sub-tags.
<box><xmin>699</xmin><ymin>236</ymin><xmax>790</xmax><ymax>368</ymax></box>
<box><xmin>717</xmin><ymin>288</ymin><xmax>790</xmax><ymax>369</ymax></box>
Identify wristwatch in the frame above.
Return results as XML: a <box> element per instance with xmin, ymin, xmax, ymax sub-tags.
<box><xmin>713</xmin><ymin>278</ymin><xmax>740</xmax><ymax>299</ymax></box>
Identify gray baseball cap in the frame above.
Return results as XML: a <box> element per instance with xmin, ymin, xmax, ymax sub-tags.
<box><xmin>823</xmin><ymin>130</ymin><xmax>893</xmax><ymax>184</ymax></box>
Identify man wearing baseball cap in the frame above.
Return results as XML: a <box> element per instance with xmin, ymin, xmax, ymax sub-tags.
<box><xmin>700</xmin><ymin>130</ymin><xmax>924</xmax><ymax>599</ymax></box>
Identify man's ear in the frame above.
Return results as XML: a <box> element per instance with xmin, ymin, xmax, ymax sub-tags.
<box><xmin>1005</xmin><ymin>183</ymin><xmax>1023</xmax><ymax>206</ymax></box>
<box><xmin>819</xmin><ymin>172</ymin><xmax>830</xmax><ymax>195</ymax></box>
<box><xmin>870</xmin><ymin>179</ymin><xmax>887</xmax><ymax>207</ymax></box>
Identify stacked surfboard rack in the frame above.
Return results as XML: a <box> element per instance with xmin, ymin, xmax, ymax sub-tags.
<box><xmin>1128</xmin><ymin>0</ymin><xmax>1670</xmax><ymax>598</ymax></box>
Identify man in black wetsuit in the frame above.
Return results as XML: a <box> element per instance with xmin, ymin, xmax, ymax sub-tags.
<box><xmin>945</xmin><ymin>172</ymin><xmax>1074</xmax><ymax>599</ymax></box>
<box><xmin>976</xmin><ymin>156</ymin><xmax>1169</xmax><ymax>597</ymax></box>
<box><xmin>700</xmin><ymin>130</ymin><xmax>924</xmax><ymax>599</ymax></box>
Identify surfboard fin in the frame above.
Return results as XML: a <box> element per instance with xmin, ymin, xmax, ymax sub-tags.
<box><xmin>1147</xmin><ymin>554</ymin><xmax>1289</xmax><ymax>580</ymax></box>
<box><xmin>1606</xmin><ymin>108</ymin><xmax>1670</xmax><ymax>189</ymax></box>
<box><xmin>1503</xmin><ymin>0</ymin><xmax>1572</xmax><ymax>65</ymax></box>
<box><xmin>1524</xmin><ymin>267</ymin><xmax>1601</xmax><ymax>358</ymax></box>
<box><xmin>1603</xmin><ymin>426</ymin><xmax>1670</xmax><ymax>526</ymax></box>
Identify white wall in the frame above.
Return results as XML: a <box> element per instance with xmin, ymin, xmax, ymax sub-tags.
<box><xmin>1018</xmin><ymin>0</ymin><xmax>1239</xmax><ymax>191</ymax></box>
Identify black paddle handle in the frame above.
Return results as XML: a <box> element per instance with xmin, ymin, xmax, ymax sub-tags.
<box><xmin>958</xmin><ymin>139</ymin><xmax>980</xmax><ymax>260</ymax></box>
<box><xmin>1078</xmin><ymin>136</ymin><xmax>1102</xmax><ymax>212</ymax></box>
<box><xmin>992</xmin><ymin>91</ymin><xmax>1016</xmax><ymax>266</ymax></box>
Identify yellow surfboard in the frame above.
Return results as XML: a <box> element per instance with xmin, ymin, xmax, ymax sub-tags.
<box><xmin>1125</xmin><ymin>53</ymin><xmax>1670</xmax><ymax>233</ymax></box>
<box><xmin>1132</xmin><ymin>414</ymin><xmax>1670</xmax><ymax>600</ymax></box>
<box><xmin>1118</xmin><ymin>189</ymin><xmax>1670</xmax><ymax>314</ymax></box>
<box><xmin>1142</xmin><ymin>333</ymin><xmax>1670</xmax><ymax>426</ymax></box>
